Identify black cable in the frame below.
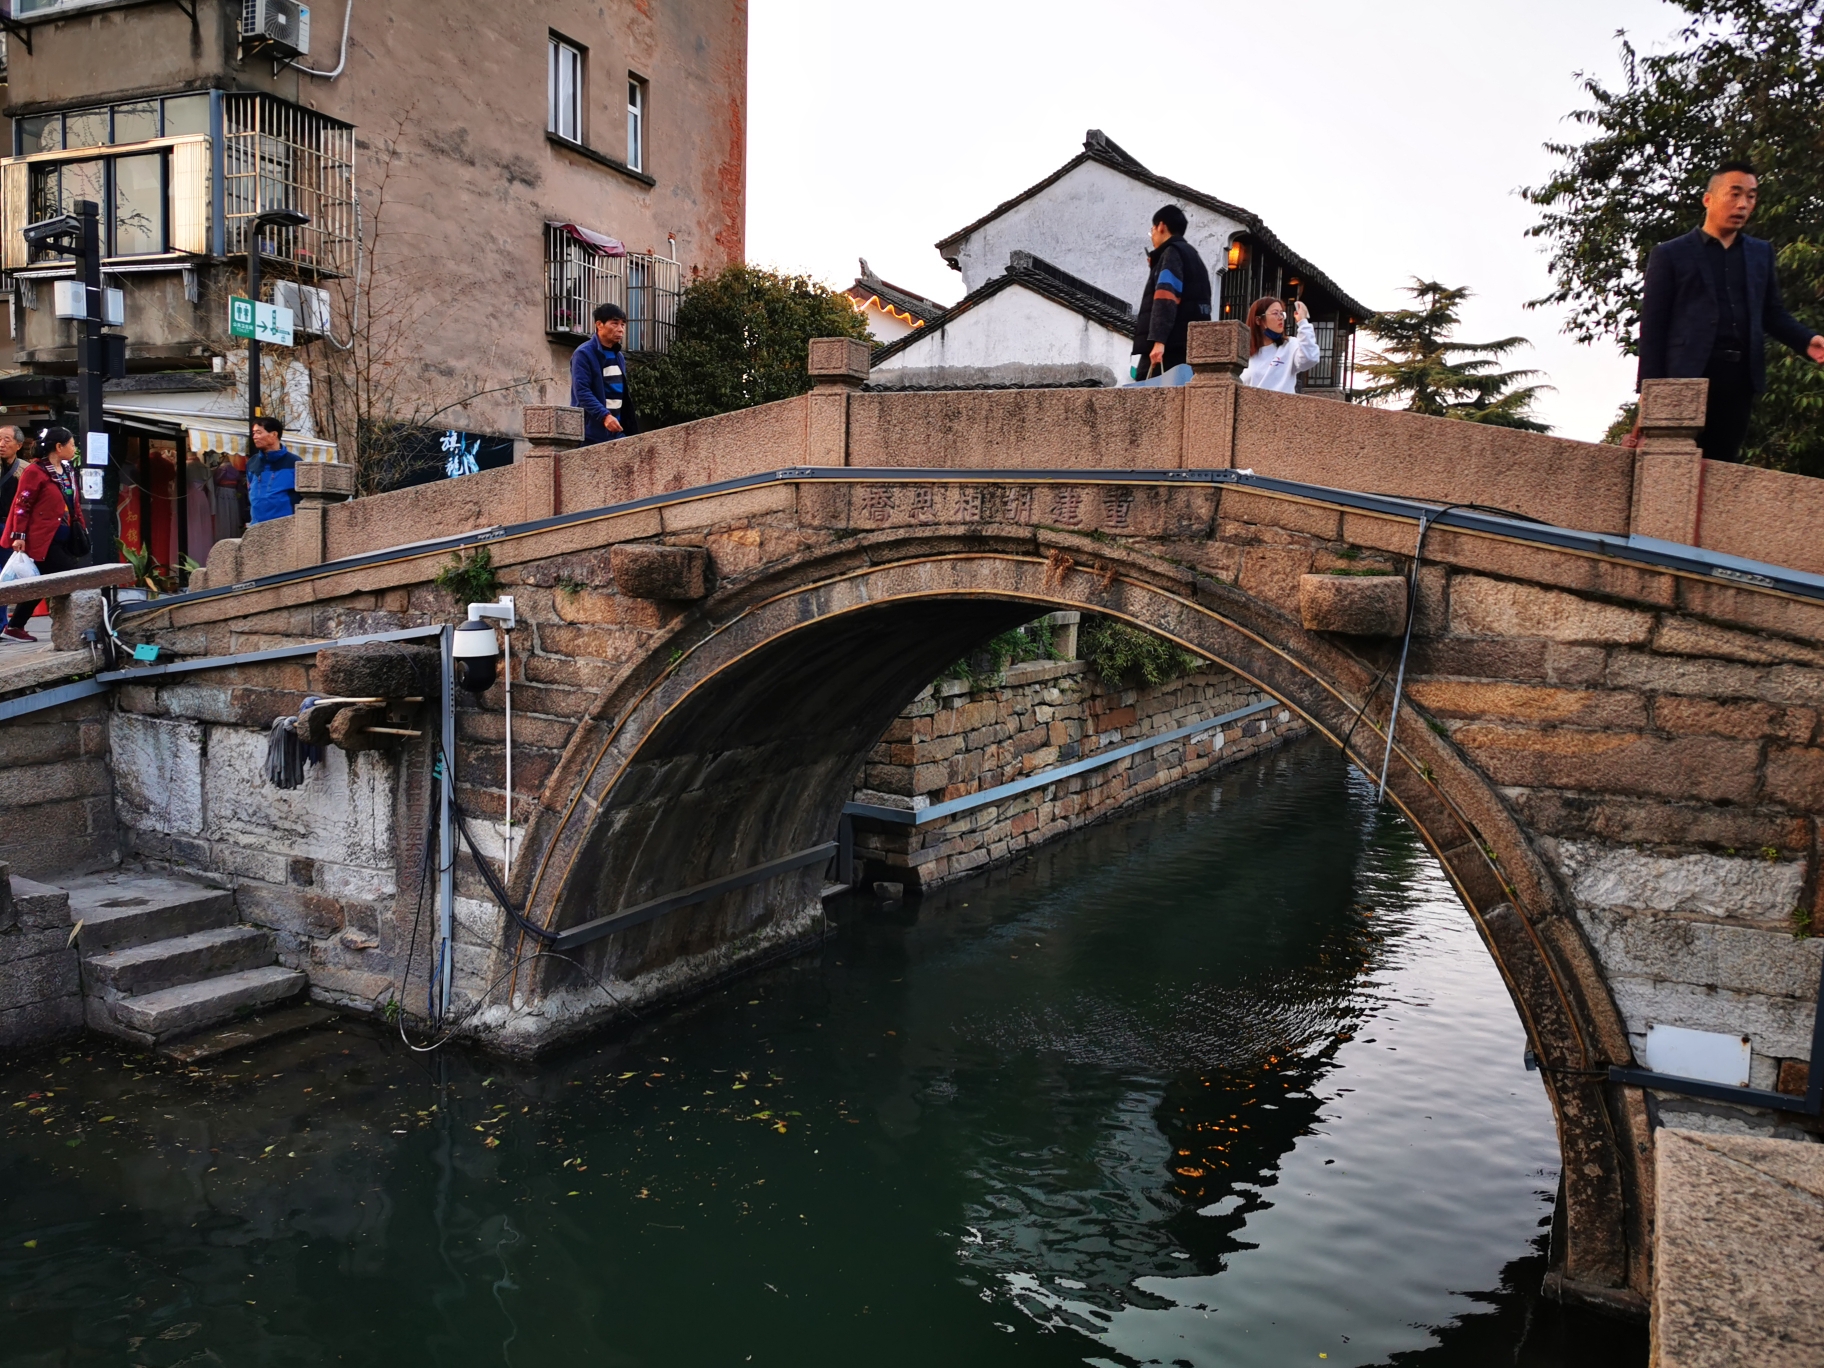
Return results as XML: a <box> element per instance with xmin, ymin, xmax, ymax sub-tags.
<box><xmin>1335</xmin><ymin>503</ymin><xmax>1470</xmax><ymax>787</ymax></box>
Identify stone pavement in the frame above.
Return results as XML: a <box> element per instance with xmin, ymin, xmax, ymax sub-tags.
<box><xmin>1652</xmin><ymin>1127</ymin><xmax>1824</xmax><ymax>1366</ymax></box>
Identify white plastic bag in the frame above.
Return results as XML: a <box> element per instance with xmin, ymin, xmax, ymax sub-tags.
<box><xmin>0</xmin><ymin>551</ymin><xmax>39</xmax><ymax>585</ymax></box>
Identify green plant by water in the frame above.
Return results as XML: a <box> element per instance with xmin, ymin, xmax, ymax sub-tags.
<box><xmin>1080</xmin><ymin>615</ymin><xmax>1201</xmax><ymax>688</ymax></box>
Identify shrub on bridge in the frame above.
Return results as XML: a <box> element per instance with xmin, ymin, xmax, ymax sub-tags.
<box><xmin>636</xmin><ymin>265</ymin><xmax>874</xmax><ymax>429</ymax></box>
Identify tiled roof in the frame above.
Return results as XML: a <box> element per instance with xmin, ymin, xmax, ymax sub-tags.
<box><xmin>847</xmin><ymin>259</ymin><xmax>945</xmax><ymax>325</ymax></box>
<box><xmin>870</xmin><ymin>251</ymin><xmax>1135</xmax><ymax>366</ymax></box>
<box><xmin>934</xmin><ymin>129</ymin><xmax>1374</xmax><ymax>321</ymax></box>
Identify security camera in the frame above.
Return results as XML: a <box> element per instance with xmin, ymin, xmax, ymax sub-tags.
<box><xmin>21</xmin><ymin>215</ymin><xmax>82</xmax><ymax>250</ymax></box>
<box><xmin>452</xmin><ymin>618</ymin><xmax>499</xmax><ymax>693</ymax></box>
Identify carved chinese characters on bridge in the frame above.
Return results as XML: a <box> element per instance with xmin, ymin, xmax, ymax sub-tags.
<box><xmin>838</xmin><ymin>481</ymin><xmax>1188</xmax><ymax>536</ymax></box>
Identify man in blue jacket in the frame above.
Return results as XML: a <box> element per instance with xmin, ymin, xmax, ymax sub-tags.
<box><xmin>1629</xmin><ymin>162</ymin><xmax>1823</xmax><ymax>462</ymax></box>
<box><xmin>247</xmin><ymin>415</ymin><xmax>299</xmax><ymax>523</ymax></box>
<box><xmin>570</xmin><ymin>302</ymin><xmax>640</xmax><ymax>445</ymax></box>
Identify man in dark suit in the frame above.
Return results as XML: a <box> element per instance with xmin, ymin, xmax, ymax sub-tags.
<box><xmin>1628</xmin><ymin>161</ymin><xmax>1823</xmax><ymax>462</ymax></box>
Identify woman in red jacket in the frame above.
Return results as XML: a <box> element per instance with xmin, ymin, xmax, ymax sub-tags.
<box><xmin>2</xmin><ymin>426</ymin><xmax>87</xmax><ymax>643</ymax></box>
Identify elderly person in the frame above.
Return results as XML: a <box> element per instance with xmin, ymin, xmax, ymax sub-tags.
<box><xmin>0</xmin><ymin>424</ymin><xmax>29</xmax><ymax>522</ymax></box>
<box><xmin>1</xmin><ymin>426</ymin><xmax>87</xmax><ymax>644</ymax></box>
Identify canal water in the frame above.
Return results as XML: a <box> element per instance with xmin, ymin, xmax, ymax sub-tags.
<box><xmin>1</xmin><ymin>737</ymin><xmax>1647</xmax><ymax>1366</ymax></box>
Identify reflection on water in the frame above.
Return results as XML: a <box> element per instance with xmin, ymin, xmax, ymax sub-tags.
<box><xmin>0</xmin><ymin>738</ymin><xmax>1645</xmax><ymax>1365</ymax></box>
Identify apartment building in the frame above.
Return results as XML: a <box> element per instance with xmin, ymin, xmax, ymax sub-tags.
<box><xmin>0</xmin><ymin>0</ymin><xmax>745</xmax><ymax>570</ymax></box>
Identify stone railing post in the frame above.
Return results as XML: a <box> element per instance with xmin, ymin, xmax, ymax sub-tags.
<box><xmin>521</xmin><ymin>404</ymin><xmax>584</xmax><ymax>520</ymax></box>
<box><xmin>1183</xmin><ymin>320</ymin><xmax>1246</xmax><ymax>469</ymax></box>
<box><xmin>806</xmin><ymin>337</ymin><xmax>869</xmax><ymax>466</ymax></box>
<box><xmin>289</xmin><ymin>460</ymin><xmax>357</xmax><ymax>568</ymax></box>
<box><xmin>1629</xmin><ymin>377</ymin><xmax>1709</xmax><ymax>547</ymax></box>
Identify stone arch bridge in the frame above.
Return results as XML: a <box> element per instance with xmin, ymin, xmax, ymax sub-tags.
<box><xmin>108</xmin><ymin>331</ymin><xmax>1824</xmax><ymax>1313</ymax></box>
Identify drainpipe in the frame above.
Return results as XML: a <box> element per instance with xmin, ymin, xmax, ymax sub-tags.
<box><xmin>438</xmin><ymin>623</ymin><xmax>455</xmax><ymax>1020</ymax></box>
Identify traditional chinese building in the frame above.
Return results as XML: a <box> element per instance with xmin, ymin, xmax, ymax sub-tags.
<box><xmin>870</xmin><ymin>130</ymin><xmax>1369</xmax><ymax>394</ymax></box>
<box><xmin>843</xmin><ymin>258</ymin><xmax>942</xmax><ymax>344</ymax></box>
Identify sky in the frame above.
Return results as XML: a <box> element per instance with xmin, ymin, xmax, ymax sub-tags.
<box><xmin>746</xmin><ymin>0</ymin><xmax>1690</xmax><ymax>442</ymax></box>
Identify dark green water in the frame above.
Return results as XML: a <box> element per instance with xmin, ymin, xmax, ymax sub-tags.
<box><xmin>1</xmin><ymin>739</ymin><xmax>1646</xmax><ymax>1365</ymax></box>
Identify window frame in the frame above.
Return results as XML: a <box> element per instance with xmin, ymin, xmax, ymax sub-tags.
<box><xmin>547</xmin><ymin>34</ymin><xmax>586</xmax><ymax>144</ymax></box>
<box><xmin>626</xmin><ymin>73</ymin><xmax>647</xmax><ymax>173</ymax></box>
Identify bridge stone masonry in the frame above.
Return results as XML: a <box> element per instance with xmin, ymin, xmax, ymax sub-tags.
<box><xmin>83</xmin><ymin>324</ymin><xmax>1824</xmax><ymax>1316</ymax></box>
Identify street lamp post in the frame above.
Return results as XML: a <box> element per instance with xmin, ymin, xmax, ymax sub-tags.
<box><xmin>245</xmin><ymin>209</ymin><xmax>311</xmax><ymax>438</ymax></box>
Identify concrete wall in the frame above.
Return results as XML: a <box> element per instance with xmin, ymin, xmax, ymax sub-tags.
<box><xmin>854</xmin><ymin>659</ymin><xmax>1304</xmax><ymax>888</ymax></box>
<box><xmin>868</xmin><ymin>283</ymin><xmax>1133</xmax><ymax>390</ymax></box>
<box><xmin>944</xmin><ymin>157</ymin><xmax>1243</xmax><ymax>304</ymax></box>
<box><xmin>0</xmin><ymin>693</ymin><xmax>118</xmax><ymax>881</ymax></box>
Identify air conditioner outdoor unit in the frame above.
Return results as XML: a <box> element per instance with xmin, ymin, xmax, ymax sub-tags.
<box><xmin>242</xmin><ymin>0</ymin><xmax>311</xmax><ymax>58</ymax></box>
<box><xmin>273</xmin><ymin>281</ymin><xmax>332</xmax><ymax>336</ymax></box>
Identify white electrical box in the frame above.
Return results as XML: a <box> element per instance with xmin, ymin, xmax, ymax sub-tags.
<box><xmin>1643</xmin><ymin>1023</ymin><xmax>1753</xmax><ymax>1086</ymax></box>
<box><xmin>101</xmin><ymin>286</ymin><xmax>124</xmax><ymax>327</ymax></box>
<box><xmin>52</xmin><ymin>279</ymin><xmax>86</xmax><ymax>319</ymax></box>
<box><xmin>272</xmin><ymin>280</ymin><xmax>331</xmax><ymax>335</ymax></box>
<box><xmin>242</xmin><ymin>0</ymin><xmax>310</xmax><ymax>57</ymax></box>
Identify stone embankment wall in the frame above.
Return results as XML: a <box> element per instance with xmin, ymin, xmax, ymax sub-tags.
<box><xmin>109</xmin><ymin>656</ymin><xmax>425</xmax><ymax>1016</ymax></box>
<box><xmin>0</xmin><ymin>692</ymin><xmax>118</xmax><ymax>881</ymax></box>
<box><xmin>0</xmin><ymin>870</ymin><xmax>80</xmax><ymax>1047</ymax></box>
<box><xmin>854</xmin><ymin>658</ymin><xmax>1302</xmax><ymax>888</ymax></box>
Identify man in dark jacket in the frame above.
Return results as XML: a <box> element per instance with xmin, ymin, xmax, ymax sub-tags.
<box><xmin>570</xmin><ymin>302</ymin><xmax>640</xmax><ymax>445</ymax></box>
<box><xmin>1629</xmin><ymin>161</ymin><xmax>1823</xmax><ymax>462</ymax></box>
<box><xmin>1131</xmin><ymin>204</ymin><xmax>1212</xmax><ymax>376</ymax></box>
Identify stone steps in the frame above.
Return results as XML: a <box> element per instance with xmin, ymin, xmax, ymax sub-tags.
<box><xmin>62</xmin><ymin>872</ymin><xmax>305</xmax><ymax>1048</ymax></box>
<box><xmin>83</xmin><ymin>924</ymin><xmax>274</xmax><ymax>997</ymax></box>
<box><xmin>107</xmin><ymin>966</ymin><xmax>307</xmax><ymax>1042</ymax></box>
<box><xmin>68</xmin><ymin>876</ymin><xmax>238</xmax><ymax>955</ymax></box>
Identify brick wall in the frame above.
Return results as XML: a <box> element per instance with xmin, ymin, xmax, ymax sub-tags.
<box><xmin>852</xmin><ymin>658</ymin><xmax>1305</xmax><ymax>888</ymax></box>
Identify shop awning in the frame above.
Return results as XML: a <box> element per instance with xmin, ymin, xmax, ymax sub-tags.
<box><xmin>102</xmin><ymin>399</ymin><xmax>342</xmax><ymax>470</ymax></box>
<box><xmin>183</xmin><ymin>422</ymin><xmax>339</xmax><ymax>464</ymax></box>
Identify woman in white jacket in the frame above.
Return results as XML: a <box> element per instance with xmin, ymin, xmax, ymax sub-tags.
<box><xmin>1241</xmin><ymin>297</ymin><xmax>1322</xmax><ymax>393</ymax></box>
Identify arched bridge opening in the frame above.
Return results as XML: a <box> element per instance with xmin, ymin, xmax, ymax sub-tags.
<box><xmin>506</xmin><ymin>538</ymin><xmax>1640</xmax><ymax>1306</ymax></box>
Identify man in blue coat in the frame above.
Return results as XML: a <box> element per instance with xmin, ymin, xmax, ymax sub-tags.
<box><xmin>1629</xmin><ymin>162</ymin><xmax>1823</xmax><ymax>462</ymax></box>
<box><xmin>247</xmin><ymin>415</ymin><xmax>300</xmax><ymax>523</ymax></box>
<box><xmin>570</xmin><ymin>302</ymin><xmax>640</xmax><ymax>445</ymax></box>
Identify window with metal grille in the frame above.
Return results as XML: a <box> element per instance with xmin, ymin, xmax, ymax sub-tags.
<box><xmin>1304</xmin><ymin>320</ymin><xmax>1340</xmax><ymax>389</ymax></box>
<box><xmin>220</xmin><ymin>94</ymin><xmax>356</xmax><ymax>274</ymax></box>
<box><xmin>549</xmin><ymin>37</ymin><xmax>584</xmax><ymax>142</ymax></box>
<box><xmin>544</xmin><ymin>224</ymin><xmax>681</xmax><ymax>353</ymax></box>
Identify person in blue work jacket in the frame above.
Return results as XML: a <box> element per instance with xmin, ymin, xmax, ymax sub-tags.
<box><xmin>247</xmin><ymin>415</ymin><xmax>300</xmax><ymax>523</ymax></box>
<box><xmin>570</xmin><ymin>302</ymin><xmax>640</xmax><ymax>444</ymax></box>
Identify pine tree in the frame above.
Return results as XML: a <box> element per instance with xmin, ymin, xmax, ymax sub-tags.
<box><xmin>1353</xmin><ymin>280</ymin><xmax>1551</xmax><ymax>431</ymax></box>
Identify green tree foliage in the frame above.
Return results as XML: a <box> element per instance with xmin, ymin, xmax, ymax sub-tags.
<box><xmin>1521</xmin><ymin>0</ymin><xmax>1824</xmax><ymax>472</ymax></box>
<box><xmin>637</xmin><ymin>264</ymin><xmax>873</xmax><ymax>429</ymax></box>
<box><xmin>1079</xmin><ymin>616</ymin><xmax>1202</xmax><ymax>689</ymax></box>
<box><xmin>1353</xmin><ymin>280</ymin><xmax>1550</xmax><ymax>431</ymax></box>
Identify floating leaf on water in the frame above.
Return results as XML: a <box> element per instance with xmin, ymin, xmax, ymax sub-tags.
<box><xmin>22</xmin><ymin>1240</ymin><xmax>36</xmax><ymax>1248</ymax></box>
<box><xmin>157</xmin><ymin>1323</ymin><xmax>201</xmax><ymax>1340</ymax></box>
<box><xmin>98</xmin><ymin>1116</ymin><xmax>115</xmax><ymax>1123</ymax></box>
<box><xmin>483</xmin><ymin>1136</ymin><xmax>500</xmax><ymax>1149</ymax></box>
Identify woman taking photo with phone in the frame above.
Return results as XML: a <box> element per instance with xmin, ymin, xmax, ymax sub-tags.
<box><xmin>1</xmin><ymin>426</ymin><xmax>89</xmax><ymax>644</ymax></box>
<box><xmin>1241</xmin><ymin>297</ymin><xmax>1322</xmax><ymax>393</ymax></box>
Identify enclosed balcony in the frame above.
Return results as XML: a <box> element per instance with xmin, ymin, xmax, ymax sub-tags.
<box><xmin>0</xmin><ymin>90</ymin><xmax>355</xmax><ymax>278</ymax></box>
